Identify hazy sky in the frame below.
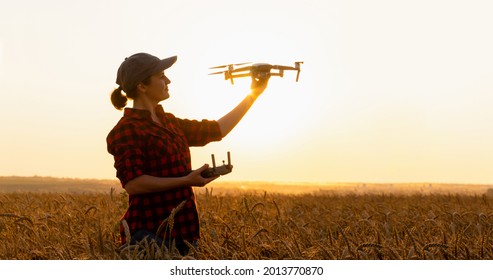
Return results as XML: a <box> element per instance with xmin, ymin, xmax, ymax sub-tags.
<box><xmin>1</xmin><ymin>0</ymin><xmax>492</xmax><ymax>184</ymax></box>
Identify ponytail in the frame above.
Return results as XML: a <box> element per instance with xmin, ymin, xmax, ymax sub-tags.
<box><xmin>110</xmin><ymin>86</ymin><xmax>127</xmax><ymax>110</ymax></box>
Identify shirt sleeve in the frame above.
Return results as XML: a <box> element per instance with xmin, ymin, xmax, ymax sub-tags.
<box><xmin>175</xmin><ymin>118</ymin><xmax>223</xmax><ymax>147</ymax></box>
<box><xmin>106</xmin><ymin>122</ymin><xmax>146</xmax><ymax>187</ymax></box>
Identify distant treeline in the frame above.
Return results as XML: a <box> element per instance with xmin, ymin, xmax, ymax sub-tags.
<box><xmin>0</xmin><ymin>176</ymin><xmax>119</xmax><ymax>193</ymax></box>
<box><xmin>0</xmin><ymin>176</ymin><xmax>491</xmax><ymax>195</ymax></box>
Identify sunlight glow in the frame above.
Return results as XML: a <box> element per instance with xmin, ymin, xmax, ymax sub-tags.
<box><xmin>0</xmin><ymin>41</ymin><xmax>3</xmax><ymax>77</ymax></box>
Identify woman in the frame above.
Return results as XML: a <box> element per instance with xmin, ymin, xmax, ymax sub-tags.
<box><xmin>106</xmin><ymin>53</ymin><xmax>269</xmax><ymax>255</ymax></box>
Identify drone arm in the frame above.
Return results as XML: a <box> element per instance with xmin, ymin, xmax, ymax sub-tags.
<box><xmin>231</xmin><ymin>73</ymin><xmax>252</xmax><ymax>79</ymax></box>
<box><xmin>273</xmin><ymin>65</ymin><xmax>296</xmax><ymax>70</ymax></box>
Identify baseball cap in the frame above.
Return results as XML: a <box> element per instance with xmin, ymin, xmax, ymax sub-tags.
<box><xmin>116</xmin><ymin>53</ymin><xmax>177</xmax><ymax>93</ymax></box>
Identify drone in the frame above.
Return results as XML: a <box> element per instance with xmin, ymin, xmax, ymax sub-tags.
<box><xmin>209</xmin><ymin>61</ymin><xmax>303</xmax><ymax>85</ymax></box>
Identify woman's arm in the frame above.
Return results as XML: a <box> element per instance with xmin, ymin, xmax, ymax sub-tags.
<box><xmin>123</xmin><ymin>164</ymin><xmax>217</xmax><ymax>195</ymax></box>
<box><xmin>217</xmin><ymin>77</ymin><xmax>270</xmax><ymax>137</ymax></box>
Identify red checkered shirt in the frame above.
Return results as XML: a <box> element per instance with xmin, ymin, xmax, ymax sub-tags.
<box><xmin>106</xmin><ymin>105</ymin><xmax>222</xmax><ymax>244</ymax></box>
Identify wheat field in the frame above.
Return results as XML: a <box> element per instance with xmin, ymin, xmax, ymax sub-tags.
<box><xmin>1</xmin><ymin>179</ymin><xmax>493</xmax><ymax>260</ymax></box>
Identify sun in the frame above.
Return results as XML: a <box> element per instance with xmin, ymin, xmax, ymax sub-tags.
<box><xmin>170</xmin><ymin>30</ymin><xmax>318</xmax><ymax>178</ymax></box>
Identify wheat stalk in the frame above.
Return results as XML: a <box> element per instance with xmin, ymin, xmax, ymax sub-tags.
<box><xmin>338</xmin><ymin>226</ymin><xmax>354</xmax><ymax>256</ymax></box>
<box><xmin>121</xmin><ymin>219</ymin><xmax>131</xmax><ymax>244</ymax></box>
<box><xmin>2</xmin><ymin>186</ymin><xmax>493</xmax><ymax>260</ymax></box>
<box><xmin>357</xmin><ymin>243</ymin><xmax>384</xmax><ymax>250</ymax></box>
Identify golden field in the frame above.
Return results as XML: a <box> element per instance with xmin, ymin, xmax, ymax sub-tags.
<box><xmin>1</xmin><ymin>176</ymin><xmax>493</xmax><ymax>260</ymax></box>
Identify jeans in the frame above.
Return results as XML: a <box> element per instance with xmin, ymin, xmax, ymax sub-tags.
<box><xmin>130</xmin><ymin>229</ymin><xmax>197</xmax><ymax>256</ymax></box>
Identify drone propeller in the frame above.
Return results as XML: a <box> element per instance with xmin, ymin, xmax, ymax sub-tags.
<box><xmin>208</xmin><ymin>70</ymin><xmax>226</xmax><ymax>75</ymax></box>
<box><xmin>231</xmin><ymin>65</ymin><xmax>253</xmax><ymax>73</ymax></box>
<box><xmin>209</xmin><ymin>62</ymin><xmax>252</xmax><ymax>69</ymax></box>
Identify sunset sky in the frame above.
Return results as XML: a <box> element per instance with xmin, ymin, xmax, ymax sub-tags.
<box><xmin>0</xmin><ymin>0</ymin><xmax>492</xmax><ymax>184</ymax></box>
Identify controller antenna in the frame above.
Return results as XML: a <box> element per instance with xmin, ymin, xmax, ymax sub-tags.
<box><xmin>211</xmin><ymin>154</ymin><xmax>216</xmax><ymax>171</ymax></box>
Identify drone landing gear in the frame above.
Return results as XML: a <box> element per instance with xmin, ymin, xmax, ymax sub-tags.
<box><xmin>201</xmin><ymin>152</ymin><xmax>233</xmax><ymax>178</ymax></box>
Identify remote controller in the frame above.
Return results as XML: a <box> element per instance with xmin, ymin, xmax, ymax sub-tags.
<box><xmin>201</xmin><ymin>152</ymin><xmax>233</xmax><ymax>178</ymax></box>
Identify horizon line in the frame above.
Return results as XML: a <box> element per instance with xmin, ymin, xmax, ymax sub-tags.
<box><xmin>1</xmin><ymin>175</ymin><xmax>491</xmax><ymax>186</ymax></box>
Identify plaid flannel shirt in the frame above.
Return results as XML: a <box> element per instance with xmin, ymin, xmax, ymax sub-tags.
<box><xmin>107</xmin><ymin>105</ymin><xmax>222</xmax><ymax>244</ymax></box>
